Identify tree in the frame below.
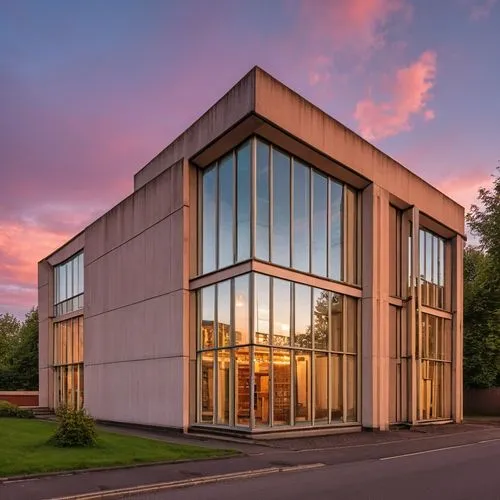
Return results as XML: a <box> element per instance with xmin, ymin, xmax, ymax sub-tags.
<box><xmin>0</xmin><ymin>313</ymin><xmax>21</xmax><ymax>368</ymax></box>
<box><xmin>0</xmin><ymin>309</ymin><xmax>38</xmax><ymax>391</ymax></box>
<box><xmin>463</xmin><ymin>167</ymin><xmax>500</xmax><ymax>388</ymax></box>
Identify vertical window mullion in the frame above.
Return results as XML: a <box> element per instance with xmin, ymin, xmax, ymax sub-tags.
<box><xmin>269</xmin><ymin>146</ymin><xmax>273</xmax><ymax>263</ymax></box>
<box><xmin>233</xmin><ymin>150</ymin><xmax>237</xmax><ymax>265</ymax></box>
<box><xmin>251</xmin><ymin>138</ymin><xmax>256</xmax><ymax>259</ymax></box>
<box><xmin>290</xmin><ymin>158</ymin><xmax>294</xmax><ymax>269</ymax></box>
<box><xmin>215</xmin><ymin>163</ymin><xmax>220</xmax><ymax>271</ymax></box>
<box><xmin>342</xmin><ymin>296</ymin><xmax>348</xmax><ymax>423</ymax></box>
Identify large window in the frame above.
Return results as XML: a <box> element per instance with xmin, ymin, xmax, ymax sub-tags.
<box><xmin>54</xmin><ymin>252</ymin><xmax>84</xmax><ymax>316</ymax></box>
<box><xmin>419</xmin><ymin>229</ymin><xmax>445</xmax><ymax>309</ymax></box>
<box><xmin>419</xmin><ymin>314</ymin><xmax>451</xmax><ymax>420</ymax></box>
<box><xmin>53</xmin><ymin>316</ymin><xmax>84</xmax><ymax>409</ymax></box>
<box><xmin>201</xmin><ymin>138</ymin><xmax>359</xmax><ymax>284</ymax></box>
<box><xmin>197</xmin><ymin>273</ymin><xmax>358</xmax><ymax>428</ymax></box>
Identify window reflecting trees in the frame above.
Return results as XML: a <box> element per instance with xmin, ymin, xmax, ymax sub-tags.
<box><xmin>197</xmin><ymin>273</ymin><xmax>358</xmax><ymax>428</ymax></box>
<box><xmin>201</xmin><ymin>138</ymin><xmax>358</xmax><ymax>284</ymax></box>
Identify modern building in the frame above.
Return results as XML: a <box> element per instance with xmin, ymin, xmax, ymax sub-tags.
<box><xmin>38</xmin><ymin>67</ymin><xmax>464</xmax><ymax>435</ymax></box>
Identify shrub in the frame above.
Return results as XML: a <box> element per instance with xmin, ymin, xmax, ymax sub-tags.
<box><xmin>0</xmin><ymin>400</ymin><xmax>35</xmax><ymax>418</ymax></box>
<box><xmin>48</xmin><ymin>406</ymin><xmax>97</xmax><ymax>447</ymax></box>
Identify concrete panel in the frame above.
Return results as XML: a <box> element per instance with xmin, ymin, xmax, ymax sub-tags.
<box><xmin>85</xmin><ymin>356</ymin><xmax>188</xmax><ymax>428</ymax></box>
<box><xmin>85</xmin><ymin>162</ymin><xmax>184</xmax><ymax>266</ymax></box>
<box><xmin>85</xmin><ymin>214</ymin><xmax>183</xmax><ymax>318</ymax></box>
<box><xmin>38</xmin><ymin>367</ymin><xmax>49</xmax><ymax>407</ymax></box>
<box><xmin>134</xmin><ymin>70</ymin><xmax>256</xmax><ymax>190</ymax></box>
<box><xmin>85</xmin><ymin>290</ymin><xmax>187</xmax><ymax>364</ymax></box>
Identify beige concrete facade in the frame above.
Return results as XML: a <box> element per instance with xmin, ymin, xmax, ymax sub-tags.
<box><xmin>39</xmin><ymin>67</ymin><xmax>464</xmax><ymax>432</ymax></box>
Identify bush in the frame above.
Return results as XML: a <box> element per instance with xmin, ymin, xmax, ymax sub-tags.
<box><xmin>48</xmin><ymin>406</ymin><xmax>97</xmax><ymax>447</ymax></box>
<box><xmin>0</xmin><ymin>400</ymin><xmax>34</xmax><ymax>418</ymax></box>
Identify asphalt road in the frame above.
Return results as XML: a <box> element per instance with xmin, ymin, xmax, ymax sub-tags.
<box><xmin>135</xmin><ymin>438</ymin><xmax>500</xmax><ymax>500</ymax></box>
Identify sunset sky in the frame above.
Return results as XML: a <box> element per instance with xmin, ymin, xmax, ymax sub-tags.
<box><xmin>1</xmin><ymin>0</ymin><xmax>498</xmax><ymax>318</ymax></box>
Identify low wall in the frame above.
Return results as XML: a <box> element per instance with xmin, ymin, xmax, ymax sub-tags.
<box><xmin>0</xmin><ymin>391</ymin><xmax>39</xmax><ymax>407</ymax></box>
<box><xmin>464</xmin><ymin>387</ymin><xmax>500</xmax><ymax>416</ymax></box>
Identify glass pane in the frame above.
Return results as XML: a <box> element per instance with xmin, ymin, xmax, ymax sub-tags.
<box><xmin>292</xmin><ymin>160</ymin><xmax>310</xmax><ymax>272</ymax></box>
<box><xmin>294</xmin><ymin>351</ymin><xmax>312</xmax><ymax>425</ymax></box>
<box><xmin>66</xmin><ymin>260</ymin><xmax>73</xmax><ymax>302</ymax></box>
<box><xmin>218</xmin><ymin>154</ymin><xmax>234</xmax><ymax>268</ymax></box>
<box><xmin>312</xmin><ymin>172</ymin><xmax>327</xmax><ymax>277</ymax></box>
<box><xmin>272</xmin><ymin>348</ymin><xmax>291</xmax><ymax>426</ymax></box>
<box><xmin>346</xmin><ymin>297</ymin><xmax>357</xmax><ymax>353</ymax></box>
<box><xmin>61</xmin><ymin>321</ymin><xmax>67</xmax><ymax>364</ymax></box>
<box><xmin>235</xmin><ymin>348</ymin><xmax>250</xmax><ymax>426</ymax></box>
<box><xmin>59</xmin><ymin>265</ymin><xmax>67</xmax><ymax>303</ymax></box>
<box><xmin>433</xmin><ymin>236</ymin><xmax>439</xmax><ymax>284</ymax></box>
<box><xmin>256</xmin><ymin>141</ymin><xmax>270</xmax><ymax>261</ymax></box>
<box><xmin>254</xmin><ymin>347</ymin><xmax>270</xmax><ymax>427</ymax></box>
<box><xmin>236</xmin><ymin>142</ymin><xmax>251</xmax><ymax>262</ymax></box>
<box><xmin>78</xmin><ymin>316</ymin><xmax>84</xmax><ymax>361</ymax></box>
<box><xmin>200</xmin><ymin>352</ymin><xmax>214</xmax><ymax>423</ymax></box>
<box><xmin>271</xmin><ymin>149</ymin><xmax>290</xmax><ymax>267</ymax></box>
<box><xmin>346</xmin><ymin>355</ymin><xmax>357</xmax><ymax>422</ymax></box>
<box><xmin>315</xmin><ymin>352</ymin><xmax>328</xmax><ymax>423</ymax></box>
<box><xmin>73</xmin><ymin>258</ymin><xmax>79</xmax><ymax>298</ymax></box>
<box><xmin>234</xmin><ymin>275</ymin><xmax>250</xmax><ymax>345</ymax></box>
<box><xmin>330</xmin><ymin>293</ymin><xmax>343</xmax><ymax>352</ymax></box>
<box><xmin>330</xmin><ymin>354</ymin><xmax>343</xmax><ymax>422</ymax></box>
<box><xmin>201</xmin><ymin>286</ymin><xmax>215</xmax><ymax>349</ymax></box>
<box><xmin>54</xmin><ymin>267</ymin><xmax>59</xmax><ymax>305</ymax></box>
<box><xmin>53</xmin><ymin>324</ymin><xmax>59</xmax><ymax>365</ymax></box>
<box><xmin>254</xmin><ymin>274</ymin><xmax>270</xmax><ymax>345</ymax></box>
<box><xmin>329</xmin><ymin>181</ymin><xmax>343</xmax><ymax>281</ymax></box>
<box><xmin>216</xmin><ymin>350</ymin><xmax>231</xmax><ymax>425</ymax></box>
<box><xmin>78</xmin><ymin>364</ymin><xmax>84</xmax><ymax>409</ymax></box>
<box><xmin>425</xmin><ymin>231</ymin><xmax>433</xmax><ymax>282</ymax></box>
<box><xmin>294</xmin><ymin>284</ymin><xmax>311</xmax><ymax>348</ymax></box>
<box><xmin>202</xmin><ymin>167</ymin><xmax>217</xmax><ymax>273</ymax></box>
<box><xmin>438</xmin><ymin>239</ymin><xmax>445</xmax><ymax>286</ymax></box>
<box><xmin>313</xmin><ymin>288</ymin><xmax>328</xmax><ymax>350</ymax></box>
<box><xmin>273</xmin><ymin>279</ymin><xmax>290</xmax><ymax>346</ymax></box>
<box><xmin>78</xmin><ymin>253</ymin><xmax>84</xmax><ymax>295</ymax></box>
<box><xmin>419</xmin><ymin>229</ymin><xmax>425</xmax><ymax>281</ymax></box>
<box><xmin>67</xmin><ymin>320</ymin><xmax>73</xmax><ymax>364</ymax></box>
<box><xmin>344</xmin><ymin>187</ymin><xmax>358</xmax><ymax>284</ymax></box>
<box><xmin>72</xmin><ymin>318</ymin><xmax>79</xmax><ymax>363</ymax></box>
<box><xmin>217</xmin><ymin>281</ymin><xmax>231</xmax><ymax>347</ymax></box>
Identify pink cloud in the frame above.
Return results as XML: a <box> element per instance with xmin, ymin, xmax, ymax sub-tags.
<box><xmin>469</xmin><ymin>0</ymin><xmax>497</xmax><ymax>20</ymax></box>
<box><xmin>354</xmin><ymin>50</ymin><xmax>437</xmax><ymax>140</ymax></box>
<box><xmin>437</xmin><ymin>171</ymin><xmax>495</xmax><ymax>211</ymax></box>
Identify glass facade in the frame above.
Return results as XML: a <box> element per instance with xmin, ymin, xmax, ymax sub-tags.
<box><xmin>53</xmin><ymin>316</ymin><xmax>84</xmax><ymax>409</ymax></box>
<box><xmin>419</xmin><ymin>229</ymin><xmax>445</xmax><ymax>309</ymax></box>
<box><xmin>54</xmin><ymin>252</ymin><xmax>84</xmax><ymax>316</ymax></box>
<box><xmin>419</xmin><ymin>314</ymin><xmax>452</xmax><ymax>420</ymax></box>
<box><xmin>197</xmin><ymin>273</ymin><xmax>358</xmax><ymax>428</ymax></box>
<box><xmin>201</xmin><ymin>138</ymin><xmax>358</xmax><ymax>284</ymax></box>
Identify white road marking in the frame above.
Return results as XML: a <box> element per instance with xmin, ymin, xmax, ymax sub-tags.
<box><xmin>380</xmin><ymin>438</ymin><xmax>500</xmax><ymax>461</ymax></box>
<box><xmin>50</xmin><ymin>463</ymin><xmax>325</xmax><ymax>500</ymax></box>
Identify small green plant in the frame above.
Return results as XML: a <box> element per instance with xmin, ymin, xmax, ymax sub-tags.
<box><xmin>0</xmin><ymin>400</ymin><xmax>34</xmax><ymax>418</ymax></box>
<box><xmin>48</xmin><ymin>406</ymin><xmax>97</xmax><ymax>447</ymax></box>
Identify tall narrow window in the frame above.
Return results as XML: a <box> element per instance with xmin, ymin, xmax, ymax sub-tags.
<box><xmin>237</xmin><ymin>142</ymin><xmax>251</xmax><ymax>261</ymax></box>
<box><xmin>256</xmin><ymin>141</ymin><xmax>270</xmax><ymax>261</ymax></box>
<box><xmin>292</xmin><ymin>160</ymin><xmax>310</xmax><ymax>272</ymax></box>
<box><xmin>272</xmin><ymin>149</ymin><xmax>291</xmax><ymax>267</ymax></box>
<box><xmin>329</xmin><ymin>181</ymin><xmax>343</xmax><ymax>281</ymax></box>
<box><xmin>202</xmin><ymin>167</ymin><xmax>217</xmax><ymax>273</ymax></box>
<box><xmin>218</xmin><ymin>154</ymin><xmax>234</xmax><ymax>268</ymax></box>
<box><xmin>312</xmin><ymin>172</ymin><xmax>327</xmax><ymax>276</ymax></box>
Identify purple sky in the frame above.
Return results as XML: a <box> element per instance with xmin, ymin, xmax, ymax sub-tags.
<box><xmin>1</xmin><ymin>0</ymin><xmax>498</xmax><ymax>317</ymax></box>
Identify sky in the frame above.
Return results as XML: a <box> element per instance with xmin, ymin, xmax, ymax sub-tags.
<box><xmin>1</xmin><ymin>0</ymin><xmax>499</xmax><ymax>318</ymax></box>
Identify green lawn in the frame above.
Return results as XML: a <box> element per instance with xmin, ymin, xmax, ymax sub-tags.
<box><xmin>0</xmin><ymin>418</ymin><xmax>235</xmax><ymax>477</ymax></box>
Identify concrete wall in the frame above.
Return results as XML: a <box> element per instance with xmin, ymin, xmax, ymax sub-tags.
<box><xmin>464</xmin><ymin>388</ymin><xmax>500</xmax><ymax>416</ymax></box>
<box><xmin>0</xmin><ymin>391</ymin><xmax>39</xmax><ymax>407</ymax></box>
<box><xmin>84</xmin><ymin>160</ymin><xmax>190</xmax><ymax>429</ymax></box>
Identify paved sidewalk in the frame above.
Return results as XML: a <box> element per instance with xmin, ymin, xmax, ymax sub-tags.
<box><xmin>2</xmin><ymin>423</ymin><xmax>499</xmax><ymax>500</ymax></box>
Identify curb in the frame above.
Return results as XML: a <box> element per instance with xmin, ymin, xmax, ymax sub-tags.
<box><xmin>0</xmin><ymin>451</ymin><xmax>242</xmax><ymax>484</ymax></box>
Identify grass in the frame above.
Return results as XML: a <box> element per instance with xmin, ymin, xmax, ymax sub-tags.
<box><xmin>0</xmin><ymin>418</ymin><xmax>235</xmax><ymax>477</ymax></box>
